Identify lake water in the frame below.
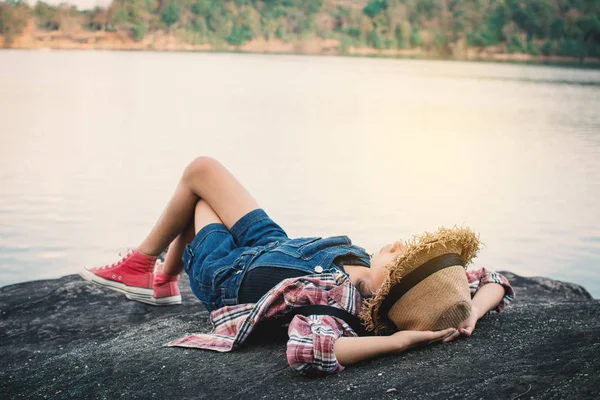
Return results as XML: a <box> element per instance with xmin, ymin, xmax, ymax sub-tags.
<box><xmin>1</xmin><ymin>50</ymin><xmax>599</xmax><ymax>298</ymax></box>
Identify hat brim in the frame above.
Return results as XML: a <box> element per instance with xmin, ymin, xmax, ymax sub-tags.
<box><xmin>359</xmin><ymin>226</ymin><xmax>480</xmax><ymax>334</ymax></box>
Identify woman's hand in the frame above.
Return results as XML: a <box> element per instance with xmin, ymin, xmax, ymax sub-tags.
<box><xmin>458</xmin><ymin>305</ymin><xmax>479</xmax><ymax>337</ymax></box>
<box><xmin>444</xmin><ymin>282</ymin><xmax>507</xmax><ymax>343</ymax></box>
<box><xmin>443</xmin><ymin>305</ymin><xmax>480</xmax><ymax>343</ymax></box>
<box><xmin>392</xmin><ymin>328</ymin><xmax>457</xmax><ymax>351</ymax></box>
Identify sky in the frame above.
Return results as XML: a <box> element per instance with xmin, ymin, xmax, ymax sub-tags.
<box><xmin>26</xmin><ymin>0</ymin><xmax>112</xmax><ymax>10</ymax></box>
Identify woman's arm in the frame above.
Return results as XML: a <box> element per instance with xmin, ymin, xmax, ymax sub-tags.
<box><xmin>472</xmin><ymin>282</ymin><xmax>506</xmax><ymax>318</ymax></box>
<box><xmin>287</xmin><ymin>315</ymin><xmax>455</xmax><ymax>375</ymax></box>
<box><xmin>444</xmin><ymin>268</ymin><xmax>515</xmax><ymax>342</ymax></box>
<box><xmin>455</xmin><ymin>282</ymin><xmax>505</xmax><ymax>337</ymax></box>
<box><xmin>334</xmin><ymin>328</ymin><xmax>456</xmax><ymax>366</ymax></box>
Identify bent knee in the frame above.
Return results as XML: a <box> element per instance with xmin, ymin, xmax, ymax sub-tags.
<box><xmin>183</xmin><ymin>156</ymin><xmax>221</xmax><ymax>181</ymax></box>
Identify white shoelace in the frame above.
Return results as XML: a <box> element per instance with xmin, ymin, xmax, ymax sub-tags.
<box><xmin>96</xmin><ymin>248</ymin><xmax>134</xmax><ymax>270</ymax></box>
<box><xmin>95</xmin><ymin>247</ymin><xmax>163</xmax><ymax>271</ymax></box>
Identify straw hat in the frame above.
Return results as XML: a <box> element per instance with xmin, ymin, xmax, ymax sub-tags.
<box><xmin>360</xmin><ymin>227</ymin><xmax>480</xmax><ymax>334</ymax></box>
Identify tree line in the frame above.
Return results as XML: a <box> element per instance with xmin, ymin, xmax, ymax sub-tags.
<box><xmin>1</xmin><ymin>0</ymin><xmax>599</xmax><ymax>59</ymax></box>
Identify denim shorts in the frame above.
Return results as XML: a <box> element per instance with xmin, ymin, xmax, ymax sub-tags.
<box><xmin>182</xmin><ymin>209</ymin><xmax>371</xmax><ymax>312</ymax></box>
<box><xmin>182</xmin><ymin>209</ymin><xmax>287</xmax><ymax>310</ymax></box>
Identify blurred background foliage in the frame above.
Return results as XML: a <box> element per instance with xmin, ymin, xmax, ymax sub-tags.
<box><xmin>1</xmin><ymin>0</ymin><xmax>599</xmax><ymax>58</ymax></box>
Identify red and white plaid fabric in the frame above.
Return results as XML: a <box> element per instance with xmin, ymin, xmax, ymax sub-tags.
<box><xmin>167</xmin><ymin>268</ymin><xmax>514</xmax><ymax>375</ymax></box>
<box><xmin>466</xmin><ymin>268</ymin><xmax>514</xmax><ymax>313</ymax></box>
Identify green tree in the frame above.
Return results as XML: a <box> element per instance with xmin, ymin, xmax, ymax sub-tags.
<box><xmin>549</xmin><ymin>18</ymin><xmax>565</xmax><ymax>40</ymax></box>
<box><xmin>541</xmin><ymin>40</ymin><xmax>556</xmax><ymax>55</ymax></box>
<box><xmin>208</xmin><ymin>6</ymin><xmax>233</xmax><ymax>37</ymax></box>
<box><xmin>510</xmin><ymin>0</ymin><xmax>556</xmax><ymax>40</ymax></box>
<box><xmin>261</xmin><ymin>16</ymin><xmax>278</xmax><ymax>39</ymax></box>
<box><xmin>577</xmin><ymin>16</ymin><xmax>600</xmax><ymax>40</ymax></box>
<box><xmin>189</xmin><ymin>16</ymin><xmax>207</xmax><ymax>34</ymax></box>
<box><xmin>507</xmin><ymin>36</ymin><xmax>524</xmax><ymax>53</ymax></box>
<box><xmin>226</xmin><ymin>25</ymin><xmax>252</xmax><ymax>45</ymax></box>
<box><xmin>132</xmin><ymin>20</ymin><xmax>147</xmax><ymax>41</ymax></box>
<box><xmin>87</xmin><ymin>7</ymin><xmax>108</xmax><ymax>31</ymax></box>
<box><xmin>333</xmin><ymin>5</ymin><xmax>351</xmax><ymax>31</ymax></box>
<box><xmin>485</xmin><ymin>4</ymin><xmax>509</xmax><ymax>44</ymax></box>
<box><xmin>110</xmin><ymin>6</ymin><xmax>129</xmax><ymax>27</ymax></box>
<box><xmin>556</xmin><ymin>38</ymin><xmax>586</xmax><ymax>58</ymax></box>
<box><xmin>237</xmin><ymin>5</ymin><xmax>262</xmax><ymax>38</ymax></box>
<box><xmin>34</xmin><ymin>1</ymin><xmax>59</xmax><ymax>30</ymax></box>
<box><xmin>0</xmin><ymin>2</ymin><xmax>29</xmax><ymax>44</ymax></box>
<box><xmin>339</xmin><ymin>36</ymin><xmax>351</xmax><ymax>53</ymax></box>
<box><xmin>371</xmin><ymin>10</ymin><xmax>389</xmax><ymax>34</ymax></box>
<box><xmin>526</xmin><ymin>39</ymin><xmax>540</xmax><ymax>55</ymax></box>
<box><xmin>275</xmin><ymin>25</ymin><xmax>288</xmax><ymax>40</ymax></box>
<box><xmin>367</xmin><ymin>29</ymin><xmax>384</xmax><ymax>48</ymax></box>
<box><xmin>191</xmin><ymin>0</ymin><xmax>212</xmax><ymax>16</ymax></box>
<box><xmin>394</xmin><ymin>20</ymin><xmax>411</xmax><ymax>48</ymax></box>
<box><xmin>33</xmin><ymin>1</ymin><xmax>54</xmax><ymax>20</ymax></box>
<box><xmin>161</xmin><ymin>2</ymin><xmax>180</xmax><ymax>27</ymax></box>
<box><xmin>363</xmin><ymin>1</ymin><xmax>387</xmax><ymax>19</ymax></box>
<box><xmin>432</xmin><ymin>29</ymin><xmax>448</xmax><ymax>53</ymax></box>
<box><xmin>346</xmin><ymin>26</ymin><xmax>361</xmax><ymax>39</ymax></box>
<box><xmin>416</xmin><ymin>0</ymin><xmax>440</xmax><ymax>19</ymax></box>
<box><xmin>410</xmin><ymin>27</ymin><xmax>421</xmax><ymax>46</ymax></box>
<box><xmin>303</xmin><ymin>0</ymin><xmax>321</xmax><ymax>15</ymax></box>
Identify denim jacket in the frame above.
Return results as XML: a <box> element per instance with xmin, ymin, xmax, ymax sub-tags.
<box><xmin>202</xmin><ymin>236</ymin><xmax>370</xmax><ymax>310</ymax></box>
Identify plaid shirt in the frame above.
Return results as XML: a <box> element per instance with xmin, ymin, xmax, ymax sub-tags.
<box><xmin>167</xmin><ymin>268</ymin><xmax>514</xmax><ymax>376</ymax></box>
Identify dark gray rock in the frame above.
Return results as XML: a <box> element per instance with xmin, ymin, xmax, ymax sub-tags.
<box><xmin>1</xmin><ymin>272</ymin><xmax>598</xmax><ymax>400</ymax></box>
<box><xmin>498</xmin><ymin>270</ymin><xmax>593</xmax><ymax>304</ymax></box>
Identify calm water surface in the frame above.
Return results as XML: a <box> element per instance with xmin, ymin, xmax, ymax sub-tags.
<box><xmin>1</xmin><ymin>50</ymin><xmax>599</xmax><ymax>297</ymax></box>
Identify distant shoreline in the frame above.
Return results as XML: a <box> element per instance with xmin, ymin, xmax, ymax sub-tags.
<box><xmin>2</xmin><ymin>31</ymin><xmax>600</xmax><ymax>69</ymax></box>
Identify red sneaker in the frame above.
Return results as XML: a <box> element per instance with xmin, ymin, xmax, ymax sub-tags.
<box><xmin>80</xmin><ymin>249</ymin><xmax>155</xmax><ymax>300</ymax></box>
<box><xmin>127</xmin><ymin>260</ymin><xmax>182</xmax><ymax>306</ymax></box>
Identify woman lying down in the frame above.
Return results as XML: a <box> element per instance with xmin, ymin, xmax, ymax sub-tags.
<box><xmin>81</xmin><ymin>156</ymin><xmax>514</xmax><ymax>375</ymax></box>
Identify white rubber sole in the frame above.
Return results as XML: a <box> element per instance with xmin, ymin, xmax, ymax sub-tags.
<box><xmin>126</xmin><ymin>293</ymin><xmax>182</xmax><ymax>306</ymax></box>
<box><xmin>79</xmin><ymin>267</ymin><xmax>153</xmax><ymax>297</ymax></box>
<box><xmin>80</xmin><ymin>267</ymin><xmax>182</xmax><ymax>306</ymax></box>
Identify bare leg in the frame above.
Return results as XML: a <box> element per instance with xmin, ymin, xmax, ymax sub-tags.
<box><xmin>161</xmin><ymin>222</ymin><xmax>194</xmax><ymax>277</ymax></box>
<box><xmin>138</xmin><ymin>156</ymin><xmax>258</xmax><ymax>257</ymax></box>
<box><xmin>83</xmin><ymin>158</ymin><xmax>257</xmax><ymax>305</ymax></box>
<box><xmin>161</xmin><ymin>200</ymin><xmax>223</xmax><ymax>276</ymax></box>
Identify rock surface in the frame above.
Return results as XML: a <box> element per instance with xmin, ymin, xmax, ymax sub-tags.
<box><xmin>1</xmin><ymin>271</ymin><xmax>598</xmax><ymax>399</ymax></box>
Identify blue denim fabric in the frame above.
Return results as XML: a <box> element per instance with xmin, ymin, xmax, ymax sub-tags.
<box><xmin>182</xmin><ymin>209</ymin><xmax>371</xmax><ymax>312</ymax></box>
